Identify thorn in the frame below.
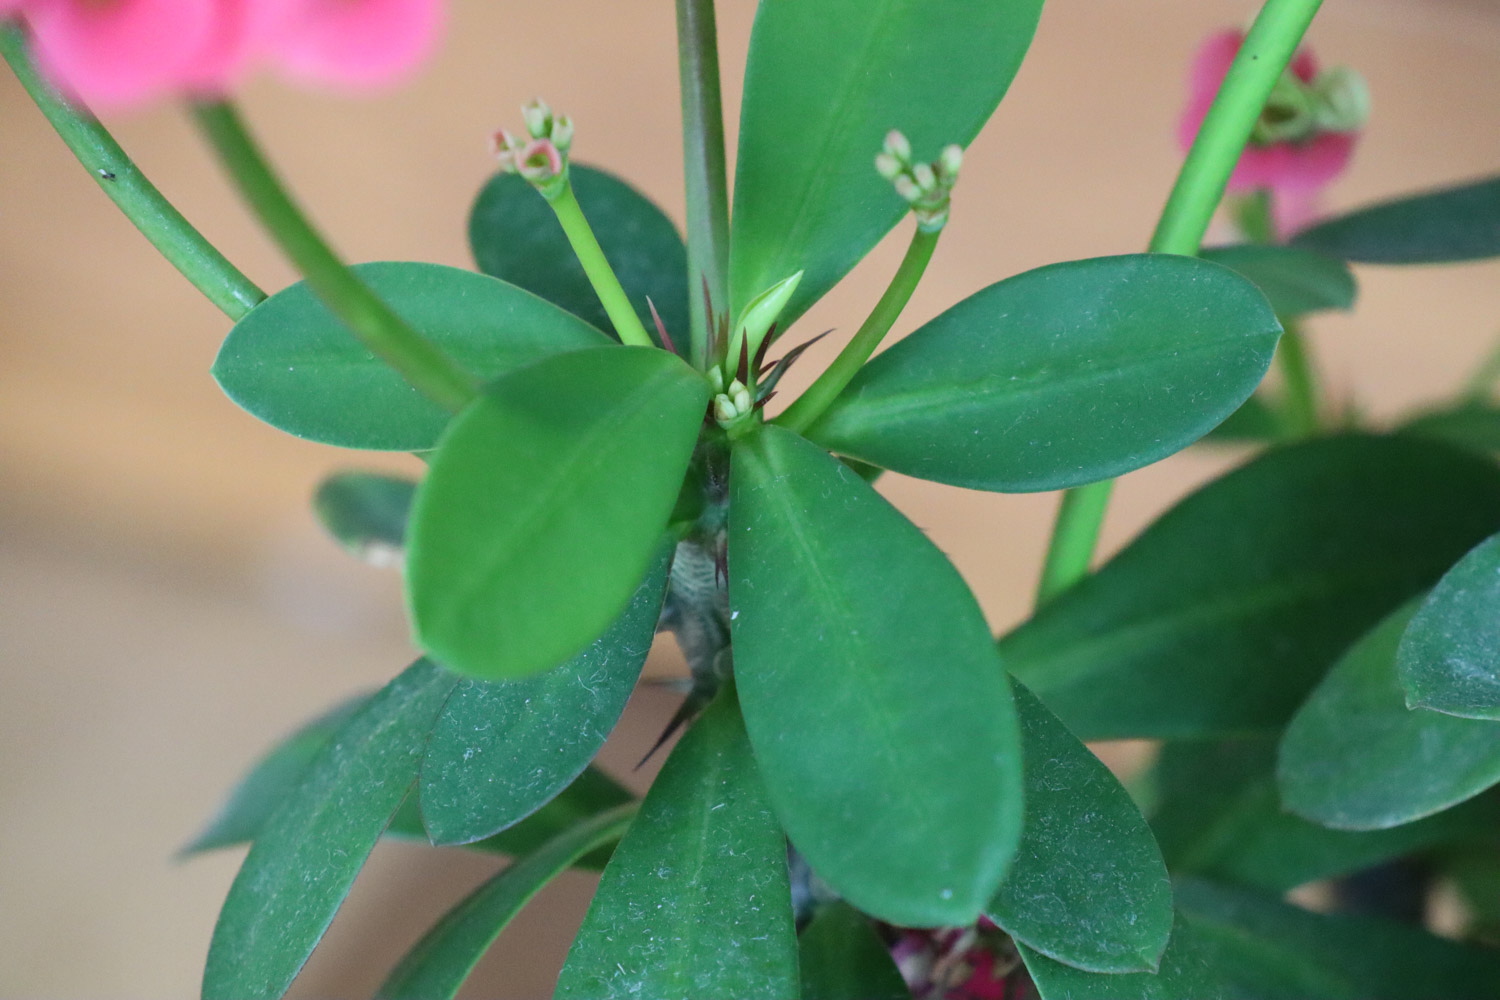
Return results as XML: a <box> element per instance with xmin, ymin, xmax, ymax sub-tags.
<box><xmin>636</xmin><ymin>700</ymin><xmax>694</xmax><ymax>769</ymax></box>
<box><xmin>646</xmin><ymin>296</ymin><xmax>678</xmax><ymax>355</ymax></box>
<box><xmin>714</xmin><ymin>544</ymin><xmax>728</xmax><ymax>588</ymax></box>
<box><xmin>737</xmin><ymin>333</ymin><xmax>751</xmax><ymax>385</ymax></box>
<box><xmin>752</xmin><ymin>323</ymin><xmax>776</xmax><ymax>374</ymax></box>
<box><xmin>753</xmin><ymin>391</ymin><xmax>776</xmax><ymax>411</ymax></box>
<box><xmin>756</xmin><ymin>329</ymin><xmax>833</xmax><ymax>399</ymax></box>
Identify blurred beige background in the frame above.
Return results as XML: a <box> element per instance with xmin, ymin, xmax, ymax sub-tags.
<box><xmin>2</xmin><ymin>0</ymin><xmax>1498</xmax><ymax>995</ymax></box>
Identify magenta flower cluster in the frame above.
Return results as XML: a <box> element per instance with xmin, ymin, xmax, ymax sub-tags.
<box><xmin>3</xmin><ymin>0</ymin><xmax>444</xmax><ymax>111</ymax></box>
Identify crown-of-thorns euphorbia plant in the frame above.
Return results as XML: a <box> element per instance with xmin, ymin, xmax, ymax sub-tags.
<box><xmin>9</xmin><ymin>0</ymin><xmax>1500</xmax><ymax>996</ymax></box>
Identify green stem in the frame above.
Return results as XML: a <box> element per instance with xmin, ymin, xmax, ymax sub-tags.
<box><xmin>1035</xmin><ymin>0</ymin><xmax>1323</xmax><ymax>606</ymax></box>
<box><xmin>193</xmin><ymin>102</ymin><xmax>477</xmax><ymax>412</ymax></box>
<box><xmin>775</xmin><ymin>227</ymin><xmax>940</xmax><ymax>435</ymax></box>
<box><xmin>675</xmin><ymin>0</ymin><xmax>731</xmax><ymax>367</ymax></box>
<box><xmin>2</xmin><ymin>26</ymin><xmax>265</xmax><ymax>321</ymax></box>
<box><xmin>547</xmin><ymin>180</ymin><xmax>655</xmax><ymax>349</ymax></box>
<box><xmin>1276</xmin><ymin>318</ymin><xmax>1320</xmax><ymax>436</ymax></box>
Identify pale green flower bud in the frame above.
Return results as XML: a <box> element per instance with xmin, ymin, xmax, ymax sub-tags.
<box><xmin>713</xmin><ymin>394</ymin><xmax>739</xmax><ymax>424</ymax></box>
<box><xmin>874</xmin><ymin>151</ymin><xmax>904</xmax><ymax>181</ymax></box>
<box><xmin>911</xmin><ymin>162</ymin><xmax>937</xmax><ymax>194</ymax></box>
<box><xmin>938</xmin><ymin>144</ymin><xmax>964</xmax><ymax>181</ymax></box>
<box><xmin>522</xmin><ymin>98</ymin><xmax>554</xmax><ymax>139</ymax></box>
<box><xmin>1312</xmin><ymin>66</ymin><xmax>1370</xmax><ymax>133</ymax></box>
<box><xmin>883</xmin><ymin>129</ymin><xmax>912</xmax><ymax>164</ymax></box>
<box><xmin>551</xmin><ymin>114</ymin><xmax>575</xmax><ymax>152</ymax></box>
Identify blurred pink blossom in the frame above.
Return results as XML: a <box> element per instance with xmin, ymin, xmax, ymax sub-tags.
<box><xmin>1179</xmin><ymin>29</ymin><xmax>1363</xmax><ymax>236</ymax></box>
<box><xmin>5</xmin><ymin>0</ymin><xmax>444</xmax><ymax>111</ymax></box>
<box><xmin>890</xmin><ymin>920</ymin><xmax>1032</xmax><ymax>1000</ymax></box>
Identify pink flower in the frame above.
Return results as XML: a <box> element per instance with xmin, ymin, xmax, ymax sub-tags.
<box><xmin>6</xmin><ymin>0</ymin><xmax>444</xmax><ymax>112</ymax></box>
<box><xmin>1179</xmin><ymin>29</ymin><xmax>1366</xmax><ymax>236</ymax></box>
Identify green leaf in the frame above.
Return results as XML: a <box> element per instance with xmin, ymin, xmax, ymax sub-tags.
<box><xmin>1201</xmin><ymin>394</ymin><xmax>1287</xmax><ymax>445</ymax></box>
<box><xmin>729</xmin><ymin>0</ymin><xmax>1043</xmax><ymax>324</ymax></box>
<box><xmin>202</xmin><ymin>660</ymin><xmax>459</xmax><ymax>1000</ymax></box>
<box><xmin>1278</xmin><ymin>601</ymin><xmax>1500</xmax><ymax>830</ymax></box>
<box><xmin>729</xmin><ymin>425</ymin><xmax>1023</xmax><ymax>926</ymax></box>
<box><xmin>1001</xmin><ymin>435</ymin><xmax>1500</xmax><ymax>739</ymax></box>
<box><xmin>805</xmin><ymin>255</ymin><xmax>1281</xmax><ymax>492</ymax></box>
<box><xmin>1292</xmin><ymin>175</ymin><xmax>1500</xmax><ymax>264</ymax></box>
<box><xmin>555</xmin><ymin>689</ymin><xmax>799</xmax><ymax>1000</ymax></box>
<box><xmin>1199</xmin><ymin>244</ymin><xmax>1356</xmax><ymax>317</ymax></box>
<box><xmin>418</xmin><ymin>543</ymin><xmax>671</xmax><ymax>845</ymax></box>
<box><xmin>989</xmin><ymin>682</ymin><xmax>1172</xmax><ymax>973</ymax></box>
<box><xmin>798</xmin><ymin>902</ymin><xmax>911</xmax><ymax>1000</ymax></box>
<box><xmin>469</xmin><ymin>165</ymin><xmax>689</xmax><ymax>346</ymax></box>
<box><xmin>376</xmin><ymin>804</ymin><xmax>636</xmax><ymax>1000</ymax></box>
<box><xmin>313</xmin><ymin>471</ymin><xmax>416</xmax><ymax>565</ymax></box>
<box><xmin>1400</xmin><ymin>532</ymin><xmax>1500</xmax><ymax>719</ymax></box>
<box><xmin>1148</xmin><ymin>739</ymin><xmax>1500</xmax><ymax>893</ymax></box>
<box><xmin>1401</xmin><ymin>404</ymin><xmax>1500</xmax><ymax>454</ymax></box>
<box><xmin>1019</xmin><ymin>913</ymin><xmax>1239</xmax><ymax>1000</ymax></box>
<box><xmin>212</xmin><ymin>262</ymin><xmax>610</xmax><ymax>451</ymax></box>
<box><xmin>406</xmin><ymin>345</ymin><xmax>709</xmax><ymax>680</ymax></box>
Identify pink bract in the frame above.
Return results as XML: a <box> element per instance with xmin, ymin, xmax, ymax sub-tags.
<box><xmin>1178</xmin><ymin>28</ymin><xmax>1358</xmax><ymax>235</ymax></box>
<box><xmin>266</xmin><ymin>0</ymin><xmax>444</xmax><ymax>90</ymax></box>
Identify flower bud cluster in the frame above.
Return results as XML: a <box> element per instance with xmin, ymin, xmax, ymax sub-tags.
<box><xmin>875</xmin><ymin>130</ymin><xmax>963</xmax><ymax>232</ymax></box>
<box><xmin>708</xmin><ymin>368</ymin><xmax>754</xmax><ymax>429</ymax></box>
<box><xmin>1252</xmin><ymin>64</ymin><xmax>1369</xmax><ymax>145</ymax></box>
<box><xmin>493</xmin><ymin>99</ymin><xmax>574</xmax><ymax>200</ymax></box>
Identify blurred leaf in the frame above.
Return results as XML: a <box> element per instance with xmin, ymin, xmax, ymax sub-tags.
<box><xmin>1293</xmin><ymin>175</ymin><xmax>1500</xmax><ymax>264</ymax></box>
<box><xmin>1400</xmin><ymin>531</ymin><xmax>1500</xmax><ymax>719</ymax></box>
<box><xmin>1201</xmin><ymin>394</ymin><xmax>1287</xmax><ymax>445</ymax></box>
<box><xmin>729</xmin><ymin>425</ymin><xmax>1022</xmax><ymax>926</ymax></box>
<box><xmin>729</xmin><ymin>0</ymin><xmax>1043</xmax><ymax>324</ymax></box>
<box><xmin>1199</xmin><ymin>244</ymin><xmax>1356</xmax><ymax>316</ymax></box>
<box><xmin>376</xmin><ymin>804</ymin><xmax>636</xmax><ymax>1000</ymax></box>
<box><xmin>203</xmin><ymin>660</ymin><xmax>459</xmax><ymax>1000</ymax></box>
<box><xmin>1149</xmin><ymin>739</ymin><xmax>1500</xmax><ymax>892</ymax></box>
<box><xmin>1019</xmin><ymin>913</ymin><xmax>1240</xmax><ymax>1000</ymax></box>
<box><xmin>406</xmin><ymin>345</ymin><xmax>708</xmax><ymax>680</ymax></box>
<box><xmin>798</xmin><ymin>902</ymin><xmax>910</xmax><ymax>1000</ymax></box>
<box><xmin>313</xmin><ymin>471</ymin><xmax>416</xmax><ymax>566</ymax></box>
<box><xmin>469</xmin><ymin>165</ymin><xmax>688</xmax><ymax>346</ymax></box>
<box><xmin>988</xmin><ymin>682</ymin><xmax>1172</xmax><ymax>973</ymax></box>
<box><xmin>418</xmin><ymin>543</ymin><xmax>670</xmax><ymax>845</ymax></box>
<box><xmin>1401</xmin><ymin>405</ymin><xmax>1500</xmax><ymax>454</ymax></box>
<box><xmin>555</xmin><ymin>690</ymin><xmax>799</xmax><ymax>1000</ymax></box>
<box><xmin>1002</xmin><ymin>435</ymin><xmax>1500</xmax><ymax>739</ymax></box>
<box><xmin>806</xmin><ymin>255</ymin><xmax>1280</xmax><ymax>492</ymax></box>
<box><xmin>212</xmin><ymin>262</ymin><xmax>608</xmax><ymax>450</ymax></box>
<box><xmin>1279</xmin><ymin>601</ymin><xmax>1500</xmax><ymax>830</ymax></box>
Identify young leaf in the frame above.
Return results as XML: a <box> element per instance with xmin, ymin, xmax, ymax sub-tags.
<box><xmin>313</xmin><ymin>471</ymin><xmax>416</xmax><ymax>565</ymax></box>
<box><xmin>1199</xmin><ymin>244</ymin><xmax>1356</xmax><ymax>317</ymax></box>
<box><xmin>1278</xmin><ymin>601</ymin><xmax>1500</xmax><ymax>830</ymax></box>
<box><xmin>1292</xmin><ymin>175</ymin><xmax>1500</xmax><ymax>264</ymax></box>
<box><xmin>988</xmin><ymin>682</ymin><xmax>1172</xmax><ymax>973</ymax></box>
<box><xmin>798</xmin><ymin>902</ymin><xmax>910</xmax><ymax>1000</ymax></box>
<box><xmin>469</xmin><ymin>165</ymin><xmax>689</xmax><ymax>346</ymax></box>
<box><xmin>202</xmin><ymin>660</ymin><xmax>459</xmax><ymax>1000</ymax></box>
<box><xmin>730</xmin><ymin>425</ymin><xmax>1023</xmax><ymax>927</ymax></box>
<box><xmin>729</xmin><ymin>0</ymin><xmax>1044</xmax><ymax>324</ymax></box>
<box><xmin>418</xmin><ymin>543</ymin><xmax>671</xmax><ymax>845</ymax></box>
<box><xmin>554</xmin><ymin>690</ymin><xmax>799</xmax><ymax>1000</ymax></box>
<box><xmin>1148</xmin><ymin>739</ymin><xmax>1500</xmax><ymax>893</ymax></box>
<box><xmin>212</xmin><ymin>262</ymin><xmax>609</xmax><ymax>451</ymax></box>
<box><xmin>805</xmin><ymin>255</ymin><xmax>1281</xmax><ymax>492</ymax></box>
<box><xmin>1001</xmin><ymin>435</ymin><xmax>1500</xmax><ymax>739</ymax></box>
<box><xmin>406</xmin><ymin>345</ymin><xmax>709</xmax><ymax>681</ymax></box>
<box><xmin>1399</xmin><ymin>531</ymin><xmax>1500</xmax><ymax>719</ymax></box>
<box><xmin>376</xmin><ymin>804</ymin><xmax>636</xmax><ymax>1000</ymax></box>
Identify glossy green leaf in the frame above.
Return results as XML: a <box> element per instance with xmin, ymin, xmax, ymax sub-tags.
<box><xmin>1278</xmin><ymin>602</ymin><xmax>1500</xmax><ymax>830</ymax></box>
<box><xmin>376</xmin><ymin>804</ymin><xmax>636</xmax><ymax>1000</ymax></box>
<box><xmin>730</xmin><ymin>425</ymin><xmax>1023</xmax><ymax>926</ymax></box>
<box><xmin>1292</xmin><ymin>175</ymin><xmax>1500</xmax><ymax>264</ymax></box>
<box><xmin>1401</xmin><ymin>404</ymin><xmax>1500</xmax><ymax>454</ymax></box>
<box><xmin>418</xmin><ymin>543</ymin><xmax>670</xmax><ymax>845</ymax></box>
<box><xmin>1002</xmin><ymin>435</ymin><xmax>1500</xmax><ymax>739</ymax></box>
<box><xmin>406</xmin><ymin>345</ymin><xmax>709</xmax><ymax>680</ymax></box>
<box><xmin>989</xmin><ymin>682</ymin><xmax>1172</xmax><ymax>973</ymax></box>
<box><xmin>555</xmin><ymin>690</ymin><xmax>799</xmax><ymax>1000</ymax></box>
<box><xmin>469</xmin><ymin>165</ymin><xmax>688</xmax><ymax>345</ymax></box>
<box><xmin>729</xmin><ymin>0</ymin><xmax>1043</xmax><ymax>324</ymax></box>
<box><xmin>806</xmin><ymin>255</ymin><xmax>1281</xmax><ymax>492</ymax></box>
<box><xmin>1199</xmin><ymin>244</ymin><xmax>1356</xmax><ymax>317</ymax></box>
<box><xmin>1149</xmin><ymin>739</ymin><xmax>1500</xmax><ymax>892</ymax></box>
<box><xmin>1019</xmin><ymin>914</ymin><xmax>1237</xmax><ymax>1000</ymax></box>
<box><xmin>212</xmin><ymin>262</ymin><xmax>609</xmax><ymax>451</ymax></box>
<box><xmin>1399</xmin><ymin>532</ymin><xmax>1500</xmax><ymax>719</ymax></box>
<box><xmin>203</xmin><ymin>660</ymin><xmax>459</xmax><ymax>1000</ymax></box>
<box><xmin>798</xmin><ymin>903</ymin><xmax>910</xmax><ymax>1000</ymax></box>
<box><xmin>313</xmin><ymin>471</ymin><xmax>416</xmax><ymax>565</ymax></box>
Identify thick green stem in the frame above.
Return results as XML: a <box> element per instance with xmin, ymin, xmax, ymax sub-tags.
<box><xmin>193</xmin><ymin>102</ymin><xmax>476</xmax><ymax>412</ymax></box>
<box><xmin>675</xmin><ymin>0</ymin><xmax>731</xmax><ymax>367</ymax></box>
<box><xmin>1035</xmin><ymin>0</ymin><xmax>1323</xmax><ymax>606</ymax></box>
<box><xmin>1276</xmin><ymin>318</ymin><xmax>1321</xmax><ymax>436</ymax></box>
<box><xmin>547</xmin><ymin>180</ymin><xmax>656</xmax><ymax>349</ymax></box>
<box><xmin>2</xmin><ymin>26</ymin><xmax>265</xmax><ymax>320</ymax></box>
<box><xmin>776</xmin><ymin>227</ymin><xmax>940</xmax><ymax>435</ymax></box>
